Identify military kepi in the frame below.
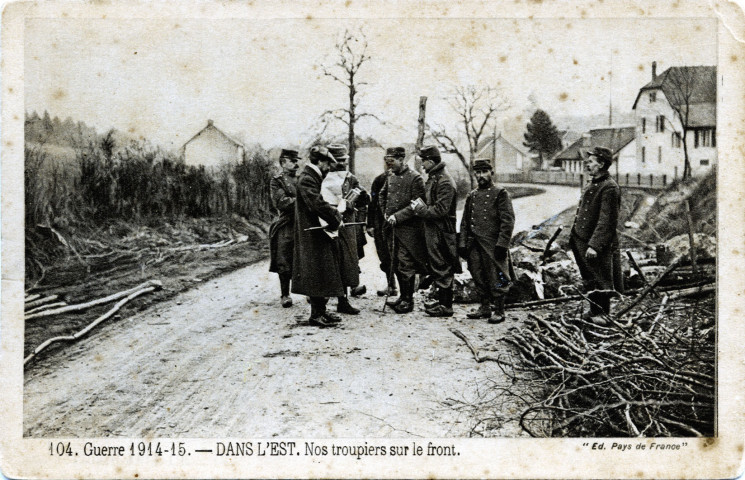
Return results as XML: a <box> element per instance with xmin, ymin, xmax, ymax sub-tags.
<box><xmin>384</xmin><ymin>146</ymin><xmax>406</xmax><ymax>159</ymax></box>
<box><xmin>279</xmin><ymin>149</ymin><xmax>299</xmax><ymax>160</ymax></box>
<box><xmin>419</xmin><ymin>145</ymin><xmax>441</xmax><ymax>161</ymax></box>
<box><xmin>326</xmin><ymin>144</ymin><xmax>349</xmax><ymax>161</ymax></box>
<box><xmin>473</xmin><ymin>158</ymin><xmax>493</xmax><ymax>171</ymax></box>
<box><xmin>586</xmin><ymin>146</ymin><xmax>613</xmax><ymax>167</ymax></box>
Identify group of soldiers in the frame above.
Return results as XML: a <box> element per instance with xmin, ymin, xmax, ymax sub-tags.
<box><xmin>269</xmin><ymin>142</ymin><xmax>622</xmax><ymax>328</ymax></box>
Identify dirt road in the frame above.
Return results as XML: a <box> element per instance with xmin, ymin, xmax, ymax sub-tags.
<box><xmin>23</xmin><ymin>185</ymin><xmax>579</xmax><ymax>438</ymax></box>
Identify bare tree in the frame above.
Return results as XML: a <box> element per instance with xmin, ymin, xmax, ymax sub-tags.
<box><xmin>661</xmin><ymin>66</ymin><xmax>716</xmax><ymax>180</ymax></box>
<box><xmin>318</xmin><ymin>28</ymin><xmax>382</xmax><ymax>173</ymax></box>
<box><xmin>427</xmin><ymin>85</ymin><xmax>509</xmax><ymax>188</ymax></box>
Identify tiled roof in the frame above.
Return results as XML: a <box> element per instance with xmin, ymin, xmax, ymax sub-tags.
<box><xmin>632</xmin><ymin>66</ymin><xmax>716</xmax><ymax>110</ymax></box>
<box><xmin>555</xmin><ymin>126</ymin><xmax>636</xmax><ymax>161</ymax></box>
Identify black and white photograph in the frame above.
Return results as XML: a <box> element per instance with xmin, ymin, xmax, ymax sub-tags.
<box><xmin>2</xmin><ymin>0</ymin><xmax>745</xmax><ymax>478</ymax></box>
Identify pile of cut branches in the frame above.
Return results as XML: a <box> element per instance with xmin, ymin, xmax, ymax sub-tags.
<box><xmin>500</xmin><ymin>293</ymin><xmax>715</xmax><ymax>437</ymax></box>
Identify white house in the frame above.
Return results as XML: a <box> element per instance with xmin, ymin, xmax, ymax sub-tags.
<box><xmin>474</xmin><ymin>132</ymin><xmax>530</xmax><ymax>173</ymax></box>
<box><xmin>632</xmin><ymin>63</ymin><xmax>716</xmax><ymax>178</ymax></box>
<box><xmin>555</xmin><ymin>126</ymin><xmax>637</xmax><ymax>176</ymax></box>
<box><xmin>181</xmin><ymin>120</ymin><xmax>245</xmax><ymax>168</ymax></box>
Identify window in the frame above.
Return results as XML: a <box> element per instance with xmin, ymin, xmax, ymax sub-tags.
<box><xmin>641</xmin><ymin>146</ymin><xmax>646</xmax><ymax>163</ymax></box>
<box><xmin>700</xmin><ymin>159</ymin><xmax>710</xmax><ymax>166</ymax></box>
<box><xmin>702</xmin><ymin>129</ymin><xmax>712</xmax><ymax>147</ymax></box>
<box><xmin>696</xmin><ymin>128</ymin><xmax>714</xmax><ymax>148</ymax></box>
<box><xmin>656</xmin><ymin>115</ymin><xmax>665</xmax><ymax>132</ymax></box>
<box><xmin>671</xmin><ymin>132</ymin><xmax>681</xmax><ymax>148</ymax></box>
<box><xmin>650</xmin><ymin>92</ymin><xmax>656</xmax><ymax>102</ymax></box>
<box><xmin>642</xmin><ymin>117</ymin><xmax>646</xmax><ymax>134</ymax></box>
<box><xmin>658</xmin><ymin>146</ymin><xmax>662</xmax><ymax>164</ymax></box>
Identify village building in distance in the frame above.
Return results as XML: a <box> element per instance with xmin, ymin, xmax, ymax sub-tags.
<box><xmin>556</xmin><ymin>126</ymin><xmax>636</xmax><ymax>176</ymax></box>
<box><xmin>181</xmin><ymin>119</ymin><xmax>245</xmax><ymax>168</ymax></box>
<box><xmin>632</xmin><ymin>63</ymin><xmax>716</xmax><ymax>178</ymax></box>
<box><xmin>556</xmin><ymin>62</ymin><xmax>716</xmax><ymax>182</ymax></box>
<box><xmin>475</xmin><ymin>132</ymin><xmax>530</xmax><ymax>173</ymax></box>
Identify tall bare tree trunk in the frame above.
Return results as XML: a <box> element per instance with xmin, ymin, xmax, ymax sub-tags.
<box><xmin>348</xmin><ymin>72</ymin><xmax>356</xmax><ymax>174</ymax></box>
<box><xmin>415</xmin><ymin>96</ymin><xmax>427</xmax><ymax>173</ymax></box>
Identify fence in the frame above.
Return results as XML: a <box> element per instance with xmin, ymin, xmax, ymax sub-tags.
<box><xmin>495</xmin><ymin>170</ymin><xmax>671</xmax><ymax>190</ymax></box>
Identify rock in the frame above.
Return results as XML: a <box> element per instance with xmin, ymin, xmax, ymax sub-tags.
<box><xmin>453</xmin><ymin>271</ymin><xmax>479</xmax><ymax>303</ymax></box>
<box><xmin>541</xmin><ymin>260</ymin><xmax>582</xmax><ymax>298</ymax></box>
<box><xmin>507</xmin><ymin>269</ymin><xmax>538</xmax><ymax>303</ymax></box>
<box><xmin>664</xmin><ymin>233</ymin><xmax>716</xmax><ymax>263</ymax></box>
<box><xmin>511</xmin><ymin>247</ymin><xmax>542</xmax><ymax>272</ymax></box>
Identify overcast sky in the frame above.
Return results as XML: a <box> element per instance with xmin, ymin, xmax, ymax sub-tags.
<box><xmin>25</xmin><ymin>17</ymin><xmax>717</xmax><ymax>151</ymax></box>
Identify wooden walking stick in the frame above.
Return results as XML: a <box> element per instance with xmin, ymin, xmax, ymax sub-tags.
<box><xmin>381</xmin><ymin>226</ymin><xmax>397</xmax><ymax>313</ymax></box>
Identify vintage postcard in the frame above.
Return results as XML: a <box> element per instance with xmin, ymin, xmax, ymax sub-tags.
<box><xmin>2</xmin><ymin>0</ymin><xmax>744</xmax><ymax>478</ymax></box>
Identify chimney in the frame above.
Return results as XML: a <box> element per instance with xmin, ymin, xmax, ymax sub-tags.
<box><xmin>207</xmin><ymin>119</ymin><xmax>214</xmax><ymax>127</ymax></box>
<box><xmin>582</xmin><ymin>133</ymin><xmax>592</xmax><ymax>147</ymax></box>
<box><xmin>652</xmin><ymin>61</ymin><xmax>657</xmax><ymax>81</ymax></box>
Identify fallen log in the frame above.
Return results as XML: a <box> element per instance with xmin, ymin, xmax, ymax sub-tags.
<box><xmin>667</xmin><ymin>284</ymin><xmax>715</xmax><ymax>300</ymax></box>
<box><xmin>24</xmin><ymin>284</ymin><xmax>161</xmax><ymax>366</ymax></box>
<box><xmin>505</xmin><ymin>277</ymin><xmax>704</xmax><ymax>310</ymax></box>
<box><xmin>25</xmin><ymin>280</ymin><xmax>163</xmax><ymax>320</ymax></box>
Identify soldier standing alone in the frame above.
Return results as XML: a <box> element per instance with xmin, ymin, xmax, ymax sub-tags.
<box><xmin>268</xmin><ymin>149</ymin><xmax>300</xmax><ymax>308</ymax></box>
<box><xmin>458</xmin><ymin>158</ymin><xmax>516</xmax><ymax>324</ymax></box>
<box><xmin>569</xmin><ymin>146</ymin><xmax>623</xmax><ymax>324</ymax></box>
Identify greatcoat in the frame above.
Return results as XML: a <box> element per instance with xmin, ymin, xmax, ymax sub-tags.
<box><xmin>569</xmin><ymin>171</ymin><xmax>624</xmax><ymax>294</ymax></box>
<box><xmin>268</xmin><ymin>173</ymin><xmax>297</xmax><ymax>274</ymax></box>
<box><xmin>415</xmin><ymin>162</ymin><xmax>462</xmax><ymax>288</ymax></box>
<box><xmin>379</xmin><ymin>165</ymin><xmax>429</xmax><ymax>278</ymax></box>
<box><xmin>321</xmin><ymin>171</ymin><xmax>368</xmax><ymax>288</ymax></box>
<box><xmin>367</xmin><ymin>171</ymin><xmax>391</xmax><ymax>273</ymax></box>
<box><xmin>459</xmin><ymin>184</ymin><xmax>516</xmax><ymax>298</ymax></box>
<box><xmin>291</xmin><ymin>165</ymin><xmax>345</xmax><ymax>298</ymax></box>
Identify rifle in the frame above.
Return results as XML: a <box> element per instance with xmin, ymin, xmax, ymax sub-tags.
<box><xmin>304</xmin><ymin>222</ymin><xmax>367</xmax><ymax>232</ymax></box>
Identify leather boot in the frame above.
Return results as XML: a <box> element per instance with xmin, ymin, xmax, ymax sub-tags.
<box><xmin>488</xmin><ymin>296</ymin><xmax>506</xmax><ymax>324</ymax></box>
<box><xmin>392</xmin><ymin>277</ymin><xmax>415</xmax><ymax>313</ymax></box>
<box><xmin>467</xmin><ymin>297</ymin><xmax>492</xmax><ymax>319</ymax></box>
<box><xmin>427</xmin><ymin>288</ymin><xmax>453</xmax><ymax>317</ymax></box>
<box><xmin>337</xmin><ymin>294</ymin><xmax>360</xmax><ymax>315</ymax></box>
<box><xmin>424</xmin><ymin>288</ymin><xmax>440</xmax><ymax>311</ymax></box>
<box><xmin>386</xmin><ymin>273</ymin><xmax>407</xmax><ymax>307</ymax></box>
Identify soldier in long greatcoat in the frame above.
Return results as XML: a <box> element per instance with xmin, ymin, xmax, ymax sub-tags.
<box><xmin>380</xmin><ymin>147</ymin><xmax>429</xmax><ymax>314</ymax></box>
<box><xmin>367</xmin><ymin>162</ymin><xmax>396</xmax><ymax>297</ymax></box>
<box><xmin>569</xmin><ymin>146</ymin><xmax>624</xmax><ymax>325</ymax></box>
<box><xmin>412</xmin><ymin>146</ymin><xmax>462</xmax><ymax>317</ymax></box>
<box><xmin>291</xmin><ymin>146</ymin><xmax>344</xmax><ymax>327</ymax></box>
<box><xmin>323</xmin><ymin>143</ymin><xmax>369</xmax><ymax>314</ymax></box>
<box><xmin>459</xmin><ymin>158</ymin><xmax>516</xmax><ymax>324</ymax></box>
<box><xmin>268</xmin><ymin>149</ymin><xmax>300</xmax><ymax>308</ymax></box>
